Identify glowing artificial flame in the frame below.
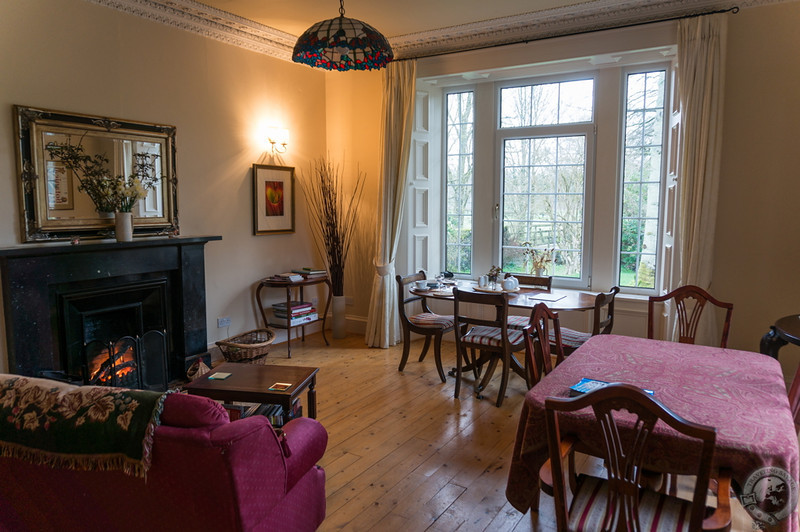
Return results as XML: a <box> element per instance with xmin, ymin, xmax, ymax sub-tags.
<box><xmin>89</xmin><ymin>346</ymin><xmax>136</xmax><ymax>384</ymax></box>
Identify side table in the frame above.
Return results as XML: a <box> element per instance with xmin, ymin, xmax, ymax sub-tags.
<box><xmin>256</xmin><ymin>275</ymin><xmax>332</xmax><ymax>357</ymax></box>
<box><xmin>760</xmin><ymin>314</ymin><xmax>800</xmax><ymax>360</ymax></box>
<box><xmin>184</xmin><ymin>362</ymin><xmax>319</xmax><ymax>420</ymax></box>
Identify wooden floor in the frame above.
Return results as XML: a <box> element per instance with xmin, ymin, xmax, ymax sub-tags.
<box><xmin>248</xmin><ymin>332</ymin><xmax>757</xmax><ymax>532</ymax></box>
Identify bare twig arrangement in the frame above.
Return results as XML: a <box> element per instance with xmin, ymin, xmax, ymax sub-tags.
<box><xmin>301</xmin><ymin>158</ymin><xmax>365</xmax><ymax>296</ymax></box>
<box><xmin>521</xmin><ymin>242</ymin><xmax>554</xmax><ymax>273</ymax></box>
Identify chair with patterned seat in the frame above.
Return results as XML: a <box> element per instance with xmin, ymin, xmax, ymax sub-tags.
<box><xmin>543</xmin><ymin>382</ymin><xmax>732</xmax><ymax>532</ymax></box>
<box><xmin>647</xmin><ymin>284</ymin><xmax>733</xmax><ymax>348</ymax></box>
<box><xmin>558</xmin><ymin>286</ymin><xmax>620</xmax><ymax>356</ymax></box>
<box><xmin>505</xmin><ymin>274</ymin><xmax>553</xmax><ymax>331</ymax></box>
<box><xmin>452</xmin><ymin>287</ymin><xmax>526</xmax><ymax>407</ymax></box>
<box><xmin>396</xmin><ymin>271</ymin><xmax>455</xmax><ymax>383</ymax></box>
<box><xmin>510</xmin><ymin>286</ymin><xmax>620</xmax><ymax>357</ymax></box>
<box><xmin>522</xmin><ymin>302</ymin><xmax>565</xmax><ymax>388</ymax></box>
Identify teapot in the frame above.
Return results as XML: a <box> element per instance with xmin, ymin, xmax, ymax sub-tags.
<box><xmin>502</xmin><ymin>276</ymin><xmax>519</xmax><ymax>291</ymax></box>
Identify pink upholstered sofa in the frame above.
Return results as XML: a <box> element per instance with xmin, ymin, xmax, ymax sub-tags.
<box><xmin>0</xmin><ymin>390</ymin><xmax>327</xmax><ymax>531</ymax></box>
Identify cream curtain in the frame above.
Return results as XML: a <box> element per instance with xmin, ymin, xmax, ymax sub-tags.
<box><xmin>673</xmin><ymin>14</ymin><xmax>727</xmax><ymax>344</ymax></box>
<box><xmin>365</xmin><ymin>60</ymin><xmax>417</xmax><ymax>348</ymax></box>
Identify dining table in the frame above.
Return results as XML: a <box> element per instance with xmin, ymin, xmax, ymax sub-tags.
<box><xmin>410</xmin><ymin>281</ymin><xmax>598</xmax><ymax>312</ymax></box>
<box><xmin>505</xmin><ymin>334</ymin><xmax>800</xmax><ymax>531</ymax></box>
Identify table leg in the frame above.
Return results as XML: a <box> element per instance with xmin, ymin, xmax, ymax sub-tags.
<box><xmin>320</xmin><ymin>279</ymin><xmax>332</xmax><ymax>346</ymax></box>
<box><xmin>307</xmin><ymin>375</ymin><xmax>317</xmax><ymax>419</ymax></box>
<box><xmin>299</xmin><ymin>287</ymin><xmax>306</xmax><ymax>342</ymax></box>
<box><xmin>760</xmin><ymin>326</ymin><xmax>787</xmax><ymax>360</ymax></box>
<box><xmin>285</xmin><ymin>286</ymin><xmax>292</xmax><ymax>358</ymax></box>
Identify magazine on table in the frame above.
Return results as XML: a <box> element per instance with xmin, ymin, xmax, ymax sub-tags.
<box><xmin>569</xmin><ymin>378</ymin><xmax>654</xmax><ymax>397</ymax></box>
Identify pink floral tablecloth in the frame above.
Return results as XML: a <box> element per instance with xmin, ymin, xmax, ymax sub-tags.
<box><xmin>505</xmin><ymin>334</ymin><xmax>800</xmax><ymax>531</ymax></box>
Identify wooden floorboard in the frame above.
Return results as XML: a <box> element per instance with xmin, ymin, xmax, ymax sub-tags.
<box><xmin>239</xmin><ymin>332</ymin><xmax>757</xmax><ymax>531</ymax></box>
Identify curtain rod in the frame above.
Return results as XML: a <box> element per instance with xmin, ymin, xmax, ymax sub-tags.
<box><xmin>397</xmin><ymin>6</ymin><xmax>739</xmax><ymax>62</ymax></box>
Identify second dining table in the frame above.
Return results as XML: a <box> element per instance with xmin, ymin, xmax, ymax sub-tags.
<box><xmin>410</xmin><ymin>281</ymin><xmax>598</xmax><ymax>312</ymax></box>
<box><xmin>505</xmin><ymin>334</ymin><xmax>800</xmax><ymax>531</ymax></box>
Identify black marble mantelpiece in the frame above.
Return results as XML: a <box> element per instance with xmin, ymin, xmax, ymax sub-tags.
<box><xmin>0</xmin><ymin>236</ymin><xmax>221</xmax><ymax>382</ymax></box>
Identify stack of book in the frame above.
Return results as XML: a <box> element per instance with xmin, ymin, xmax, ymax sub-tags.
<box><xmin>223</xmin><ymin>399</ymin><xmax>302</xmax><ymax>427</ymax></box>
<box><xmin>291</xmin><ymin>267</ymin><xmax>327</xmax><ymax>279</ymax></box>
<box><xmin>271</xmin><ymin>272</ymin><xmax>304</xmax><ymax>282</ymax></box>
<box><xmin>271</xmin><ymin>300</ymin><xmax>318</xmax><ymax>327</ymax></box>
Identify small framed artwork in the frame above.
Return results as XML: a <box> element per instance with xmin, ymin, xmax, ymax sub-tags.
<box><xmin>45</xmin><ymin>160</ymin><xmax>74</xmax><ymax>210</ymax></box>
<box><xmin>252</xmin><ymin>164</ymin><xmax>295</xmax><ymax>235</ymax></box>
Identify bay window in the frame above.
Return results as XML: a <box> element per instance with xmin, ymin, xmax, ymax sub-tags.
<box><xmin>441</xmin><ymin>64</ymin><xmax>670</xmax><ymax>293</ymax></box>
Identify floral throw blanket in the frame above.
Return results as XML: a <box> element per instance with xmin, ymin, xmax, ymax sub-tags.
<box><xmin>0</xmin><ymin>375</ymin><xmax>170</xmax><ymax>478</ymax></box>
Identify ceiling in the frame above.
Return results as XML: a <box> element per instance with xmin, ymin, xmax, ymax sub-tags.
<box><xmin>89</xmin><ymin>0</ymin><xmax>775</xmax><ymax>62</ymax></box>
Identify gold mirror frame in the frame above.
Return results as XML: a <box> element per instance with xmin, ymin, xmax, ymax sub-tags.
<box><xmin>13</xmin><ymin>105</ymin><xmax>179</xmax><ymax>242</ymax></box>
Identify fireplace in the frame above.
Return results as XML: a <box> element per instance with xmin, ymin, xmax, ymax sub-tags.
<box><xmin>60</xmin><ymin>277</ymin><xmax>170</xmax><ymax>389</ymax></box>
<box><xmin>0</xmin><ymin>236</ymin><xmax>220</xmax><ymax>389</ymax></box>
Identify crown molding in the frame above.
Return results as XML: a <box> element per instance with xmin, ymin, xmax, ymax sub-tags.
<box><xmin>86</xmin><ymin>0</ymin><xmax>296</xmax><ymax>61</ymax></box>
<box><xmin>391</xmin><ymin>0</ymin><xmax>739</xmax><ymax>58</ymax></box>
<box><xmin>87</xmin><ymin>0</ymin><xmax>787</xmax><ymax>63</ymax></box>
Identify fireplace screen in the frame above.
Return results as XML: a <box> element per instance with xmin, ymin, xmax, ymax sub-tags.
<box><xmin>84</xmin><ymin>331</ymin><xmax>167</xmax><ymax>390</ymax></box>
<box><xmin>58</xmin><ymin>278</ymin><xmax>172</xmax><ymax>391</ymax></box>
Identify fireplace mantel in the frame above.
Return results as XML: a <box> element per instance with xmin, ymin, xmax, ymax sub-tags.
<box><xmin>0</xmin><ymin>236</ymin><xmax>221</xmax><ymax>382</ymax></box>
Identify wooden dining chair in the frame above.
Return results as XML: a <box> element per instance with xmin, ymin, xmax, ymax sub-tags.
<box><xmin>543</xmin><ymin>383</ymin><xmax>732</xmax><ymax>532</ymax></box>
<box><xmin>506</xmin><ymin>272</ymin><xmax>553</xmax><ymax>290</ymax></box>
<box><xmin>510</xmin><ymin>286</ymin><xmax>620</xmax><ymax>357</ymax></box>
<box><xmin>521</xmin><ymin>302</ymin><xmax>565</xmax><ymax>387</ymax></box>
<box><xmin>558</xmin><ymin>286</ymin><xmax>620</xmax><ymax>356</ymax></box>
<box><xmin>647</xmin><ymin>284</ymin><xmax>733</xmax><ymax>348</ymax></box>
<box><xmin>452</xmin><ymin>287</ymin><xmax>526</xmax><ymax>407</ymax></box>
<box><xmin>396</xmin><ymin>271</ymin><xmax>455</xmax><ymax>383</ymax></box>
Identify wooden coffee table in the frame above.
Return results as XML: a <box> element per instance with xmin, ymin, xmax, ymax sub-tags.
<box><xmin>184</xmin><ymin>362</ymin><xmax>319</xmax><ymax>419</ymax></box>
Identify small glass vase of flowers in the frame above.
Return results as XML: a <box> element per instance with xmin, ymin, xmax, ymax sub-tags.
<box><xmin>487</xmin><ymin>265</ymin><xmax>503</xmax><ymax>289</ymax></box>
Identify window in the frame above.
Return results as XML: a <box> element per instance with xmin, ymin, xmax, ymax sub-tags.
<box><xmin>440</xmin><ymin>65</ymin><xmax>669</xmax><ymax>292</ymax></box>
<box><xmin>619</xmin><ymin>71</ymin><xmax>666</xmax><ymax>289</ymax></box>
<box><xmin>499</xmin><ymin>79</ymin><xmax>594</xmax><ymax>280</ymax></box>
<box><xmin>444</xmin><ymin>91</ymin><xmax>474</xmax><ymax>275</ymax></box>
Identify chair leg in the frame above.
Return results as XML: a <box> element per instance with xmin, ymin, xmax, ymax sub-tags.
<box><xmin>398</xmin><ymin>329</ymin><xmax>411</xmax><ymax>372</ymax></box>
<box><xmin>477</xmin><ymin>355</ymin><xmax>499</xmax><ymax>397</ymax></box>
<box><xmin>454</xmin><ymin>342</ymin><xmax>463</xmax><ymax>399</ymax></box>
<box><xmin>495</xmin><ymin>352</ymin><xmax>510</xmax><ymax>407</ymax></box>
<box><xmin>418</xmin><ymin>335</ymin><xmax>433</xmax><ymax>362</ymax></box>
<box><xmin>433</xmin><ymin>332</ymin><xmax>446</xmax><ymax>383</ymax></box>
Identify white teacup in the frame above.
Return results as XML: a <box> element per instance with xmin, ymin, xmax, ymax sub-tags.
<box><xmin>415</xmin><ymin>280</ymin><xmax>427</xmax><ymax>290</ymax></box>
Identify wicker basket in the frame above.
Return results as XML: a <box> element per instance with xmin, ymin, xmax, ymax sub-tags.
<box><xmin>216</xmin><ymin>328</ymin><xmax>276</xmax><ymax>363</ymax></box>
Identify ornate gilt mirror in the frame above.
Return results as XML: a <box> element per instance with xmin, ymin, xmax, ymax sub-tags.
<box><xmin>13</xmin><ymin>105</ymin><xmax>179</xmax><ymax>242</ymax></box>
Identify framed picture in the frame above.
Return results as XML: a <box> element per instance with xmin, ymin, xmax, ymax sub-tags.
<box><xmin>252</xmin><ymin>164</ymin><xmax>295</xmax><ymax>235</ymax></box>
<box><xmin>45</xmin><ymin>160</ymin><xmax>74</xmax><ymax>210</ymax></box>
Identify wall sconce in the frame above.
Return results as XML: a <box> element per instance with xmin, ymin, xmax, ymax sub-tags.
<box><xmin>267</xmin><ymin>128</ymin><xmax>289</xmax><ymax>154</ymax></box>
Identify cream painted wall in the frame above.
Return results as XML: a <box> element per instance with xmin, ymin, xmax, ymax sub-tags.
<box><xmin>0</xmin><ymin>0</ymin><xmax>341</xmax><ymax>373</ymax></box>
<box><xmin>713</xmin><ymin>2</ymin><xmax>800</xmax><ymax>373</ymax></box>
<box><xmin>322</xmin><ymin>71</ymin><xmax>383</xmax><ymax>334</ymax></box>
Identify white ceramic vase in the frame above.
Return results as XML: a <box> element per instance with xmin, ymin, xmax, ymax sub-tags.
<box><xmin>114</xmin><ymin>212</ymin><xmax>133</xmax><ymax>242</ymax></box>
<box><xmin>332</xmin><ymin>295</ymin><xmax>346</xmax><ymax>339</ymax></box>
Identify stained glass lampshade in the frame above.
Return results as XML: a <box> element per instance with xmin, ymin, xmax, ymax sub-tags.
<box><xmin>292</xmin><ymin>3</ymin><xmax>393</xmax><ymax>71</ymax></box>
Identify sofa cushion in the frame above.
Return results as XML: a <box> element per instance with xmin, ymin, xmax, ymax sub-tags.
<box><xmin>160</xmin><ymin>392</ymin><xmax>230</xmax><ymax>428</ymax></box>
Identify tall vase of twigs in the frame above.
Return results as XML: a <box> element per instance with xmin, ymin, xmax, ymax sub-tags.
<box><xmin>301</xmin><ymin>158</ymin><xmax>365</xmax><ymax>339</ymax></box>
